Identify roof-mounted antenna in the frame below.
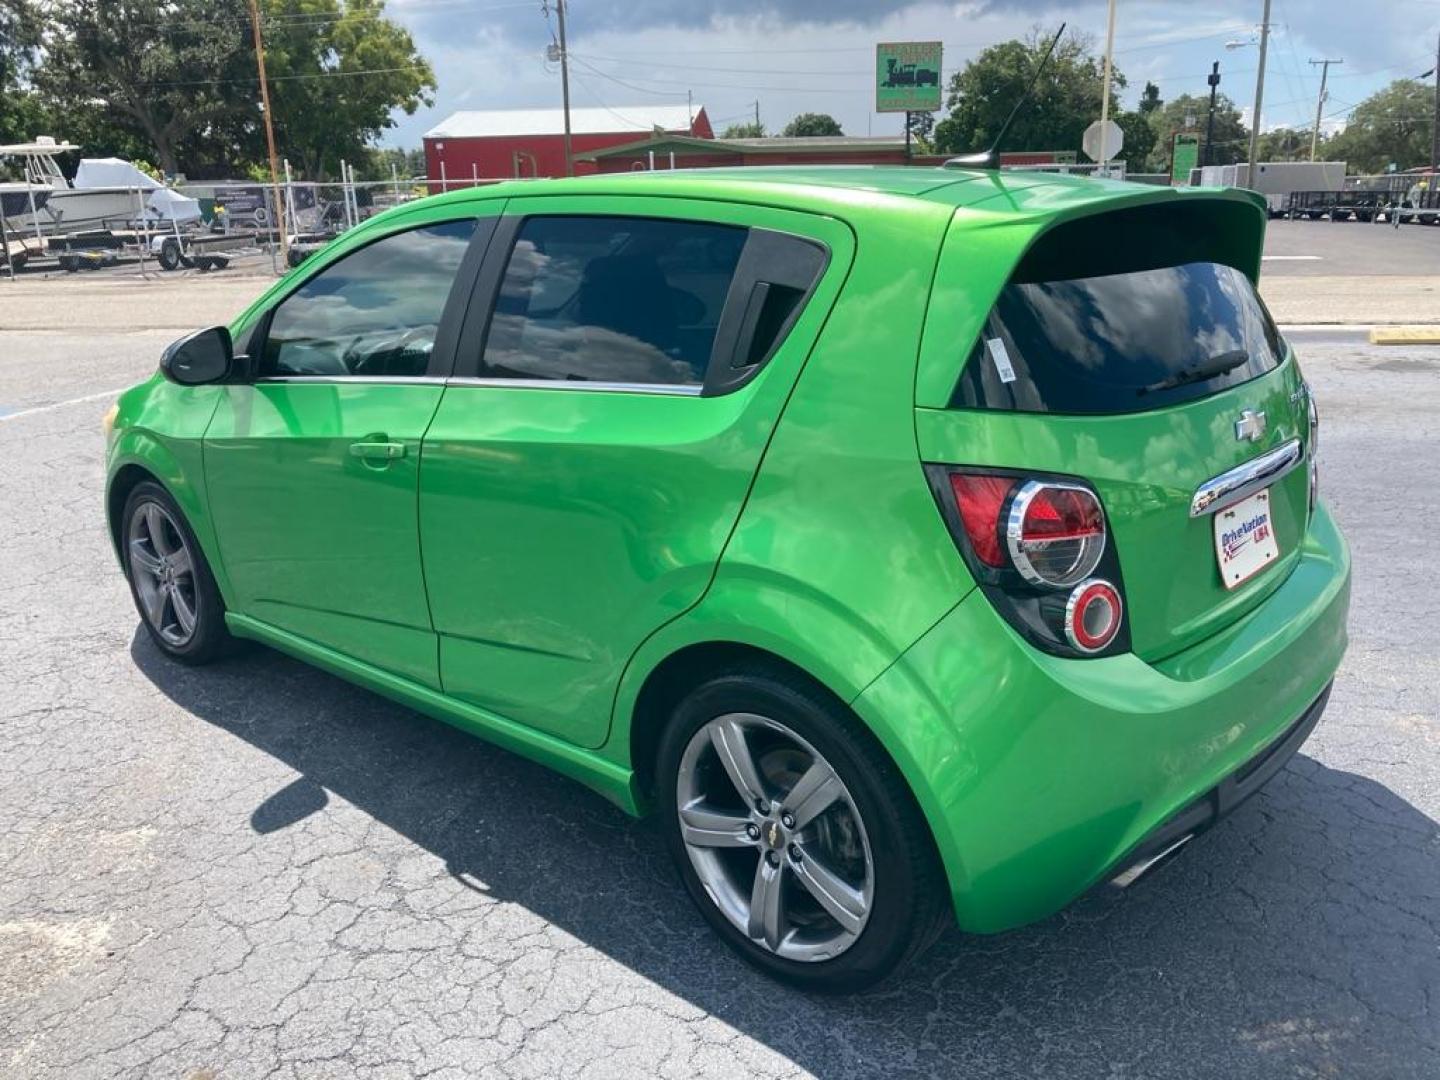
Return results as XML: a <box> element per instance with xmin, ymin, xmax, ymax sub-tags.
<box><xmin>945</xmin><ymin>22</ymin><xmax>1067</xmax><ymax>171</ymax></box>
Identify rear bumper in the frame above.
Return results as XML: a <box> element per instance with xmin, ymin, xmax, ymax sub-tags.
<box><xmin>853</xmin><ymin>500</ymin><xmax>1350</xmax><ymax>933</ymax></box>
<box><xmin>1108</xmin><ymin>682</ymin><xmax>1330</xmax><ymax>887</ymax></box>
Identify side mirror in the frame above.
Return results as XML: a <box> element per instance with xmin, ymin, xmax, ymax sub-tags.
<box><xmin>161</xmin><ymin>326</ymin><xmax>234</xmax><ymax>385</ymax></box>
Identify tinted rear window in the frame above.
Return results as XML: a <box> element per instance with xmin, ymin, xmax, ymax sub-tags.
<box><xmin>951</xmin><ymin>261</ymin><xmax>1285</xmax><ymax>415</ymax></box>
<box><xmin>482</xmin><ymin>215</ymin><xmax>748</xmax><ymax>387</ymax></box>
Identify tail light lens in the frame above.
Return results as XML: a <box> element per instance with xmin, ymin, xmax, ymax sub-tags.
<box><xmin>949</xmin><ymin>474</ymin><xmax>1011</xmax><ymax>566</ymax></box>
<box><xmin>1065</xmin><ymin>579</ymin><xmax>1123</xmax><ymax>653</ymax></box>
<box><xmin>926</xmin><ymin>466</ymin><xmax>1130</xmax><ymax>659</ymax></box>
<box><xmin>1006</xmin><ymin>481</ymin><xmax>1106</xmax><ymax>587</ymax></box>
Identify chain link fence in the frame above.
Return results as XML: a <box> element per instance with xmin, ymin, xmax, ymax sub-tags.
<box><xmin>1</xmin><ymin>169</ymin><xmax>513</xmax><ymax>280</ymax></box>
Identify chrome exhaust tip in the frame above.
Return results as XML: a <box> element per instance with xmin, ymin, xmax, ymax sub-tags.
<box><xmin>1110</xmin><ymin>834</ymin><xmax>1195</xmax><ymax>889</ymax></box>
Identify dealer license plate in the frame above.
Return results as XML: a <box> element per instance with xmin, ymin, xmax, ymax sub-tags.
<box><xmin>1214</xmin><ymin>488</ymin><xmax>1280</xmax><ymax>590</ymax></box>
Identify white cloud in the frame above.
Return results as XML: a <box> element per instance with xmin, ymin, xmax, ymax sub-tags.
<box><xmin>375</xmin><ymin>0</ymin><xmax>1429</xmax><ymax>148</ymax></box>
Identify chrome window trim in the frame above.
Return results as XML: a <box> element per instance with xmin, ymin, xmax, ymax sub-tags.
<box><xmin>443</xmin><ymin>377</ymin><xmax>703</xmax><ymax>397</ymax></box>
<box><xmin>1189</xmin><ymin>438</ymin><xmax>1304</xmax><ymax>518</ymax></box>
<box><xmin>246</xmin><ymin>375</ymin><xmax>705</xmax><ymax>396</ymax></box>
<box><xmin>252</xmin><ymin>375</ymin><xmax>449</xmax><ymax>386</ymax></box>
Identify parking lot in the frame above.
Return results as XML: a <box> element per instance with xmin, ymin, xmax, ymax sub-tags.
<box><xmin>1</xmin><ymin>264</ymin><xmax>1437</xmax><ymax>1078</ymax></box>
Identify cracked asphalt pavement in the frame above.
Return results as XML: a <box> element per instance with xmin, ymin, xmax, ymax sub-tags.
<box><xmin>0</xmin><ymin>312</ymin><xmax>1436</xmax><ymax>1078</ymax></box>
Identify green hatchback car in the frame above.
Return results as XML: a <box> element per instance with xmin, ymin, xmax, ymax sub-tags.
<box><xmin>106</xmin><ymin>166</ymin><xmax>1349</xmax><ymax>991</ymax></box>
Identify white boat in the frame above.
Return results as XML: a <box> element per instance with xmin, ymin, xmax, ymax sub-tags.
<box><xmin>0</xmin><ymin>137</ymin><xmax>199</xmax><ymax>233</ymax></box>
<box><xmin>0</xmin><ymin>182</ymin><xmax>51</xmax><ymax>225</ymax></box>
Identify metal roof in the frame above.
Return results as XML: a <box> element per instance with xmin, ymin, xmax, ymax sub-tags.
<box><xmin>723</xmin><ymin>136</ymin><xmax>907</xmax><ymax>151</ymax></box>
<box><xmin>577</xmin><ymin>133</ymin><xmax>909</xmax><ymax>161</ymax></box>
<box><xmin>424</xmin><ymin>105</ymin><xmax>702</xmax><ymax>140</ymax></box>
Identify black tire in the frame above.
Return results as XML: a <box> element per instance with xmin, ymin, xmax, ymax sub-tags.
<box><xmin>157</xmin><ymin>238</ymin><xmax>182</xmax><ymax>271</ymax></box>
<box><xmin>121</xmin><ymin>481</ymin><xmax>235</xmax><ymax>665</ymax></box>
<box><xmin>656</xmin><ymin>666</ymin><xmax>950</xmax><ymax>992</ymax></box>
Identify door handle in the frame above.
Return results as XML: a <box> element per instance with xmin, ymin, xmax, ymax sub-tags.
<box><xmin>348</xmin><ymin>440</ymin><xmax>407</xmax><ymax>462</ymax></box>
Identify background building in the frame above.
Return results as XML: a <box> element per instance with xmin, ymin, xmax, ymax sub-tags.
<box><xmin>423</xmin><ymin>105</ymin><xmax>712</xmax><ymax>183</ymax></box>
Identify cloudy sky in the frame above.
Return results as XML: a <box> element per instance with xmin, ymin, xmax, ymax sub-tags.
<box><xmin>378</xmin><ymin>0</ymin><xmax>1430</xmax><ymax>148</ymax></box>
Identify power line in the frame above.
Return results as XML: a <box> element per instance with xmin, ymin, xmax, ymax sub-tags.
<box><xmin>567</xmin><ymin>53</ymin><xmax>690</xmax><ymax>98</ymax></box>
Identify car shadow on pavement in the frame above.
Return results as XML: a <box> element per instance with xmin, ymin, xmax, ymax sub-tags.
<box><xmin>132</xmin><ymin>632</ymin><xmax>1440</xmax><ymax>1080</ymax></box>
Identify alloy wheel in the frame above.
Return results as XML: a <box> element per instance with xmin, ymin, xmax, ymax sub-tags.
<box><xmin>675</xmin><ymin>712</ymin><xmax>874</xmax><ymax>962</ymax></box>
<box><xmin>127</xmin><ymin>500</ymin><xmax>199</xmax><ymax>647</ymax></box>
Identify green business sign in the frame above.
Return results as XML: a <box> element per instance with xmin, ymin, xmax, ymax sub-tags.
<box><xmin>876</xmin><ymin>41</ymin><xmax>943</xmax><ymax>113</ymax></box>
<box><xmin>1171</xmin><ymin>132</ymin><xmax>1200</xmax><ymax>186</ymax></box>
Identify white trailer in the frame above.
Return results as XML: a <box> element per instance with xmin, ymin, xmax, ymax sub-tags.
<box><xmin>1193</xmin><ymin>161</ymin><xmax>1347</xmax><ymax>215</ymax></box>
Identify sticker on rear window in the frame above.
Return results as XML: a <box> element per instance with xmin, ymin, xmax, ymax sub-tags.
<box><xmin>985</xmin><ymin>337</ymin><xmax>1017</xmax><ymax>384</ymax></box>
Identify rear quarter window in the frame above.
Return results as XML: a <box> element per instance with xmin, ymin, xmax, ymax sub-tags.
<box><xmin>952</xmin><ymin>261</ymin><xmax>1286</xmax><ymax>415</ymax></box>
<box><xmin>481</xmin><ymin>215</ymin><xmax>748</xmax><ymax>387</ymax></box>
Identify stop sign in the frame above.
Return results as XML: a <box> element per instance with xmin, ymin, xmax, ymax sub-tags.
<box><xmin>1082</xmin><ymin>119</ymin><xmax>1124</xmax><ymax>162</ymax></box>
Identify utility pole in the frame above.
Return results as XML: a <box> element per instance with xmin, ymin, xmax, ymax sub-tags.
<box><xmin>1204</xmin><ymin>61</ymin><xmax>1220</xmax><ymax>167</ymax></box>
<box><xmin>550</xmin><ymin>0</ymin><xmax>574</xmax><ymax>177</ymax></box>
<box><xmin>247</xmin><ymin>0</ymin><xmax>288</xmax><ymax>267</ymax></box>
<box><xmin>754</xmin><ymin>100</ymin><xmax>761</xmax><ymax>130</ymax></box>
<box><xmin>1432</xmin><ymin>33</ymin><xmax>1440</xmax><ymax>172</ymax></box>
<box><xmin>1098</xmin><ymin>0</ymin><xmax>1118</xmax><ymax>169</ymax></box>
<box><xmin>1308</xmin><ymin>58</ymin><xmax>1342</xmax><ymax>161</ymax></box>
<box><xmin>1245</xmin><ymin>0</ymin><xmax>1271</xmax><ymax>179</ymax></box>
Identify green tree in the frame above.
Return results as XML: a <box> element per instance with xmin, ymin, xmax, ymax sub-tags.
<box><xmin>1325</xmin><ymin>80</ymin><xmax>1432</xmax><ymax>173</ymax></box>
<box><xmin>0</xmin><ymin>0</ymin><xmax>46</xmax><ymax>154</ymax></box>
<box><xmin>932</xmin><ymin>27</ymin><xmax>1122</xmax><ymax>157</ymax></box>
<box><xmin>32</xmin><ymin>0</ymin><xmax>433</xmax><ymax>179</ymax></box>
<box><xmin>1137</xmin><ymin>80</ymin><xmax>1162</xmax><ymax>115</ymax></box>
<box><xmin>259</xmin><ymin>0</ymin><xmax>436</xmax><ymax>179</ymax></box>
<box><xmin>1146</xmin><ymin>92</ymin><xmax>1248</xmax><ymax>172</ymax></box>
<box><xmin>782</xmin><ymin>112</ymin><xmax>843</xmax><ymax>137</ymax></box>
<box><xmin>35</xmin><ymin>0</ymin><xmax>254</xmax><ymax>176</ymax></box>
<box><xmin>721</xmin><ymin>121</ymin><xmax>765</xmax><ymax>138</ymax></box>
<box><xmin>1255</xmin><ymin>126</ymin><xmax>1321</xmax><ymax>162</ymax></box>
<box><xmin>906</xmin><ymin>109</ymin><xmax>935</xmax><ymax>152</ymax></box>
<box><xmin>359</xmin><ymin>145</ymin><xmax>425</xmax><ymax>180</ymax></box>
<box><xmin>1115</xmin><ymin>109</ymin><xmax>1156</xmax><ymax>172</ymax></box>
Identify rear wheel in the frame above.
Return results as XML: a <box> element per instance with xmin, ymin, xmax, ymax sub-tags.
<box><xmin>657</xmin><ymin>668</ymin><xmax>949</xmax><ymax>992</ymax></box>
<box><xmin>121</xmin><ymin>481</ymin><xmax>233</xmax><ymax>664</ymax></box>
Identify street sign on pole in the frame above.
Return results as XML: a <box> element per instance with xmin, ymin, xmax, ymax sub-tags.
<box><xmin>1082</xmin><ymin>119</ymin><xmax>1124</xmax><ymax>162</ymax></box>
<box><xmin>875</xmin><ymin>42</ymin><xmax>943</xmax><ymax>113</ymax></box>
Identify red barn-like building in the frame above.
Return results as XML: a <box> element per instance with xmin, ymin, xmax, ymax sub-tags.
<box><xmin>423</xmin><ymin>104</ymin><xmax>712</xmax><ymax>184</ymax></box>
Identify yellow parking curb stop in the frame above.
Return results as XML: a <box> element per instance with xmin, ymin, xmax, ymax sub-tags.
<box><xmin>1369</xmin><ymin>326</ymin><xmax>1440</xmax><ymax>345</ymax></box>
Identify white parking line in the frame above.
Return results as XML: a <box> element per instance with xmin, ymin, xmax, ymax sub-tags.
<box><xmin>0</xmin><ymin>387</ymin><xmax>127</xmax><ymax>423</ymax></box>
<box><xmin>1262</xmin><ymin>255</ymin><xmax>1323</xmax><ymax>261</ymax></box>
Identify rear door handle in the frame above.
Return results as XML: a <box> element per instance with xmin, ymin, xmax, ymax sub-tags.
<box><xmin>348</xmin><ymin>440</ymin><xmax>407</xmax><ymax>462</ymax></box>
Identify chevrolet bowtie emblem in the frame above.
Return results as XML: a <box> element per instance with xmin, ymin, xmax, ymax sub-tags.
<box><xmin>1234</xmin><ymin>409</ymin><xmax>1267</xmax><ymax>443</ymax></box>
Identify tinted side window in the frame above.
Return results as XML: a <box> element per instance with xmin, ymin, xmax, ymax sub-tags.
<box><xmin>265</xmin><ymin>219</ymin><xmax>477</xmax><ymax>378</ymax></box>
<box><xmin>481</xmin><ymin>215</ymin><xmax>747</xmax><ymax>386</ymax></box>
<box><xmin>951</xmin><ymin>262</ymin><xmax>1285</xmax><ymax>415</ymax></box>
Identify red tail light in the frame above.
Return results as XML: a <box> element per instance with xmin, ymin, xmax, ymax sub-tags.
<box><xmin>1006</xmin><ymin>481</ymin><xmax>1106</xmax><ymax>588</ymax></box>
<box><xmin>928</xmin><ymin>466</ymin><xmax>1129</xmax><ymax>659</ymax></box>
<box><xmin>1065</xmin><ymin>579</ymin><xmax>1123</xmax><ymax>653</ymax></box>
<box><xmin>948</xmin><ymin>474</ymin><xmax>1013</xmax><ymax>567</ymax></box>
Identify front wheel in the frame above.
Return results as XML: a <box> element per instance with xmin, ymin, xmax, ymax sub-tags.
<box><xmin>657</xmin><ymin>669</ymin><xmax>949</xmax><ymax>992</ymax></box>
<box><xmin>121</xmin><ymin>481</ymin><xmax>234</xmax><ymax>664</ymax></box>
